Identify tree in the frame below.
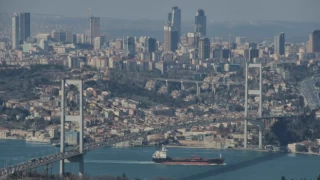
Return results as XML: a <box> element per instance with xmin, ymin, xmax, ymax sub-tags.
<box><xmin>218</xmin><ymin>124</ymin><xmax>224</xmax><ymax>132</ymax></box>
<box><xmin>317</xmin><ymin>175</ymin><xmax>320</xmax><ymax>180</ymax></box>
<box><xmin>278</xmin><ymin>85</ymin><xmax>282</xmax><ymax>92</ymax></box>
<box><xmin>299</xmin><ymin>96</ymin><xmax>305</xmax><ymax>108</ymax></box>
<box><xmin>281</xmin><ymin>176</ymin><xmax>286</xmax><ymax>180</ymax></box>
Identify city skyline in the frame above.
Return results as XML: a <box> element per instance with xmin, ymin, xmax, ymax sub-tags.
<box><xmin>1</xmin><ymin>0</ymin><xmax>319</xmax><ymax>22</ymax></box>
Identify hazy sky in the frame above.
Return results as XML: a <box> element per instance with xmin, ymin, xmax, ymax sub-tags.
<box><xmin>1</xmin><ymin>0</ymin><xmax>320</xmax><ymax>22</ymax></box>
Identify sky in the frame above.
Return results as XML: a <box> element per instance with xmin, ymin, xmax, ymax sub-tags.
<box><xmin>1</xmin><ymin>0</ymin><xmax>320</xmax><ymax>22</ymax></box>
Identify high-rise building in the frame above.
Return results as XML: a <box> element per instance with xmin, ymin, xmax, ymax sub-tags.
<box><xmin>52</xmin><ymin>30</ymin><xmax>67</xmax><ymax>42</ymax></box>
<box><xmin>247</xmin><ymin>48</ymin><xmax>259</xmax><ymax>61</ymax></box>
<box><xmin>198</xmin><ymin>37</ymin><xmax>210</xmax><ymax>59</ymax></box>
<box><xmin>66</xmin><ymin>31</ymin><xmax>74</xmax><ymax>43</ymax></box>
<box><xmin>236</xmin><ymin>37</ymin><xmax>246</xmax><ymax>45</ymax></box>
<box><xmin>195</xmin><ymin>9</ymin><xmax>206</xmax><ymax>37</ymax></box>
<box><xmin>39</xmin><ymin>39</ymin><xmax>48</xmax><ymax>50</ymax></box>
<box><xmin>308</xmin><ymin>30</ymin><xmax>320</xmax><ymax>53</ymax></box>
<box><xmin>94</xmin><ymin>36</ymin><xmax>105</xmax><ymax>50</ymax></box>
<box><xmin>76</xmin><ymin>34</ymin><xmax>85</xmax><ymax>44</ymax></box>
<box><xmin>144</xmin><ymin>37</ymin><xmax>157</xmax><ymax>53</ymax></box>
<box><xmin>167</xmin><ymin>13</ymin><xmax>172</xmax><ymax>24</ymax></box>
<box><xmin>274</xmin><ymin>32</ymin><xmax>285</xmax><ymax>55</ymax></box>
<box><xmin>12</xmin><ymin>13</ymin><xmax>19</xmax><ymax>49</ymax></box>
<box><xmin>115</xmin><ymin>39</ymin><xmax>123</xmax><ymax>50</ymax></box>
<box><xmin>11</xmin><ymin>12</ymin><xmax>31</xmax><ymax>49</ymax></box>
<box><xmin>89</xmin><ymin>17</ymin><xmax>100</xmax><ymax>44</ymax></box>
<box><xmin>19</xmin><ymin>13</ymin><xmax>31</xmax><ymax>43</ymax></box>
<box><xmin>171</xmin><ymin>7</ymin><xmax>181</xmax><ymax>39</ymax></box>
<box><xmin>164</xmin><ymin>25</ymin><xmax>179</xmax><ymax>52</ymax></box>
<box><xmin>123</xmin><ymin>37</ymin><xmax>136</xmax><ymax>58</ymax></box>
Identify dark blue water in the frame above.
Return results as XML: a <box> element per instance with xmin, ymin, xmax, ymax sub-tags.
<box><xmin>0</xmin><ymin>140</ymin><xmax>319</xmax><ymax>180</ymax></box>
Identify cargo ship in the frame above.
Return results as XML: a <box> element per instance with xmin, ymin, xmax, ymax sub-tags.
<box><xmin>152</xmin><ymin>146</ymin><xmax>224</xmax><ymax>165</ymax></box>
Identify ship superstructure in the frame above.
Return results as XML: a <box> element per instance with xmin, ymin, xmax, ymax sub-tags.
<box><xmin>152</xmin><ymin>146</ymin><xmax>224</xmax><ymax>165</ymax></box>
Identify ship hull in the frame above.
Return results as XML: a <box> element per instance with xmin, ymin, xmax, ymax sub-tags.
<box><xmin>153</xmin><ymin>158</ymin><xmax>224</xmax><ymax>165</ymax></box>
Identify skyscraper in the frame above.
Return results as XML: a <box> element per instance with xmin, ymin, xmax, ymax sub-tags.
<box><xmin>89</xmin><ymin>17</ymin><xmax>100</xmax><ymax>44</ymax></box>
<box><xmin>123</xmin><ymin>37</ymin><xmax>136</xmax><ymax>58</ymax></box>
<box><xmin>167</xmin><ymin>13</ymin><xmax>172</xmax><ymax>24</ymax></box>
<box><xmin>308</xmin><ymin>30</ymin><xmax>320</xmax><ymax>53</ymax></box>
<box><xmin>236</xmin><ymin>36</ymin><xmax>246</xmax><ymax>45</ymax></box>
<box><xmin>198</xmin><ymin>37</ymin><xmax>210</xmax><ymax>60</ymax></box>
<box><xmin>171</xmin><ymin>7</ymin><xmax>181</xmax><ymax>39</ymax></box>
<box><xmin>19</xmin><ymin>13</ymin><xmax>31</xmax><ymax>42</ymax></box>
<box><xmin>164</xmin><ymin>25</ymin><xmax>179</xmax><ymax>52</ymax></box>
<box><xmin>52</xmin><ymin>30</ymin><xmax>67</xmax><ymax>42</ymax></box>
<box><xmin>274</xmin><ymin>32</ymin><xmax>285</xmax><ymax>55</ymax></box>
<box><xmin>12</xmin><ymin>13</ymin><xmax>19</xmax><ymax>49</ymax></box>
<box><xmin>144</xmin><ymin>37</ymin><xmax>157</xmax><ymax>53</ymax></box>
<box><xmin>195</xmin><ymin>9</ymin><xmax>206</xmax><ymax>37</ymax></box>
<box><xmin>11</xmin><ymin>12</ymin><xmax>31</xmax><ymax>49</ymax></box>
<box><xmin>94</xmin><ymin>36</ymin><xmax>105</xmax><ymax>50</ymax></box>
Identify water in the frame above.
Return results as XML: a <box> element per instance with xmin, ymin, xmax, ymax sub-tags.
<box><xmin>0</xmin><ymin>139</ymin><xmax>319</xmax><ymax>180</ymax></box>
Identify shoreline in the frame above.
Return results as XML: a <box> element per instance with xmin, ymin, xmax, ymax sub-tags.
<box><xmin>0</xmin><ymin>137</ymin><xmax>24</xmax><ymax>140</ymax></box>
<box><xmin>1</xmin><ymin>138</ymin><xmax>319</xmax><ymax>156</ymax></box>
<box><xmin>165</xmin><ymin>145</ymin><xmax>320</xmax><ymax>156</ymax></box>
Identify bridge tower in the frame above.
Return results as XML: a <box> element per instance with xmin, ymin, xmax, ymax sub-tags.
<box><xmin>60</xmin><ymin>79</ymin><xmax>85</xmax><ymax>178</ymax></box>
<box><xmin>244</xmin><ymin>63</ymin><xmax>263</xmax><ymax>149</ymax></box>
<box><xmin>196</xmin><ymin>82</ymin><xmax>200</xmax><ymax>97</ymax></box>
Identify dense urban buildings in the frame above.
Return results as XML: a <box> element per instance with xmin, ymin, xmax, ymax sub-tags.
<box><xmin>89</xmin><ymin>17</ymin><xmax>100</xmax><ymax>44</ymax></box>
<box><xmin>2</xmin><ymin>5</ymin><xmax>320</xmax><ymax>179</ymax></box>
<box><xmin>11</xmin><ymin>12</ymin><xmax>31</xmax><ymax>49</ymax></box>
<box><xmin>274</xmin><ymin>32</ymin><xmax>285</xmax><ymax>55</ymax></box>
<box><xmin>308</xmin><ymin>30</ymin><xmax>320</xmax><ymax>53</ymax></box>
<box><xmin>195</xmin><ymin>9</ymin><xmax>206</xmax><ymax>37</ymax></box>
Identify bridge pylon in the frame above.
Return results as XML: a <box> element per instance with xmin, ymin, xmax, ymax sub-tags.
<box><xmin>60</xmin><ymin>79</ymin><xmax>85</xmax><ymax>178</ymax></box>
<box><xmin>244</xmin><ymin>63</ymin><xmax>263</xmax><ymax>149</ymax></box>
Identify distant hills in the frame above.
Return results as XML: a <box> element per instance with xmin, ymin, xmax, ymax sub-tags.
<box><xmin>1</xmin><ymin>13</ymin><xmax>319</xmax><ymax>42</ymax></box>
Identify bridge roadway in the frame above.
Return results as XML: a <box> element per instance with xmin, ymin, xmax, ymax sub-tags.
<box><xmin>0</xmin><ymin>114</ymin><xmax>299</xmax><ymax>177</ymax></box>
<box><xmin>152</xmin><ymin>78</ymin><xmax>241</xmax><ymax>85</ymax></box>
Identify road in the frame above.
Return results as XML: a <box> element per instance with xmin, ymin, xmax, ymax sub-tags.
<box><xmin>299</xmin><ymin>76</ymin><xmax>320</xmax><ymax>109</ymax></box>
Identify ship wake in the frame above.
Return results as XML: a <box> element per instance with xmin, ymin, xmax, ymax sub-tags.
<box><xmin>85</xmin><ymin>160</ymin><xmax>155</xmax><ymax>164</ymax></box>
